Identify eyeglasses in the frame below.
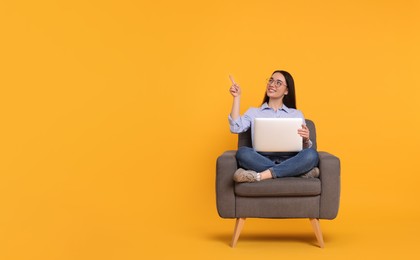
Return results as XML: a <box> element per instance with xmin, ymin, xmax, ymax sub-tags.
<box><xmin>267</xmin><ymin>78</ymin><xmax>286</xmax><ymax>88</ymax></box>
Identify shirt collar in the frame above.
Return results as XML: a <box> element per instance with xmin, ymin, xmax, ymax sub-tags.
<box><xmin>261</xmin><ymin>102</ymin><xmax>291</xmax><ymax>113</ymax></box>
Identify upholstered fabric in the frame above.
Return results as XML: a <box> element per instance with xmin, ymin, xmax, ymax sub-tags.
<box><xmin>234</xmin><ymin>178</ymin><xmax>321</xmax><ymax>197</ymax></box>
<box><xmin>235</xmin><ymin>196</ymin><xmax>320</xmax><ymax>218</ymax></box>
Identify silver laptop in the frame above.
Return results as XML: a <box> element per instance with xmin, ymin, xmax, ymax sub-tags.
<box><xmin>253</xmin><ymin>118</ymin><xmax>303</xmax><ymax>152</ymax></box>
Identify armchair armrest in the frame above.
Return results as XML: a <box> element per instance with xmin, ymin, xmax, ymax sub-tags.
<box><xmin>318</xmin><ymin>151</ymin><xmax>341</xmax><ymax>219</ymax></box>
<box><xmin>216</xmin><ymin>150</ymin><xmax>238</xmax><ymax>218</ymax></box>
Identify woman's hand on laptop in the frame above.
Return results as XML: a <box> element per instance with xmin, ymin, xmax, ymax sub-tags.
<box><xmin>298</xmin><ymin>124</ymin><xmax>310</xmax><ymax>143</ymax></box>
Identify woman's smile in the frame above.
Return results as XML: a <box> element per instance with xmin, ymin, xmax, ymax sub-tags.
<box><xmin>267</xmin><ymin>87</ymin><xmax>277</xmax><ymax>93</ymax></box>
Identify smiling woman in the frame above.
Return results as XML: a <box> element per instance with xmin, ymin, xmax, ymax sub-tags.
<box><xmin>228</xmin><ymin>70</ymin><xmax>319</xmax><ymax>182</ymax></box>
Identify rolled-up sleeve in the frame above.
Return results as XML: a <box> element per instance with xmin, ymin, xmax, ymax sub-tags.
<box><xmin>228</xmin><ymin>114</ymin><xmax>252</xmax><ymax>134</ymax></box>
<box><xmin>304</xmin><ymin>139</ymin><xmax>313</xmax><ymax>149</ymax></box>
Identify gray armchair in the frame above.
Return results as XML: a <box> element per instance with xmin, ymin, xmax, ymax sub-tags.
<box><xmin>216</xmin><ymin>119</ymin><xmax>340</xmax><ymax>248</ymax></box>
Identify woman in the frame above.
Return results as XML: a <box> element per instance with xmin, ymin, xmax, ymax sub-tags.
<box><xmin>229</xmin><ymin>70</ymin><xmax>319</xmax><ymax>183</ymax></box>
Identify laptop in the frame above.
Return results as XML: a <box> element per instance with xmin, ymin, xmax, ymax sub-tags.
<box><xmin>253</xmin><ymin>118</ymin><xmax>303</xmax><ymax>152</ymax></box>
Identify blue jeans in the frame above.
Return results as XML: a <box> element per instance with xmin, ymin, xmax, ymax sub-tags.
<box><xmin>235</xmin><ymin>146</ymin><xmax>319</xmax><ymax>178</ymax></box>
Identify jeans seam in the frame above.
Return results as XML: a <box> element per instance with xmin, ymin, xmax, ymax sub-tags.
<box><xmin>269</xmin><ymin>168</ymin><xmax>276</xmax><ymax>178</ymax></box>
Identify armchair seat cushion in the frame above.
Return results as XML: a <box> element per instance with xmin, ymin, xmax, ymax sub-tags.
<box><xmin>234</xmin><ymin>177</ymin><xmax>321</xmax><ymax>197</ymax></box>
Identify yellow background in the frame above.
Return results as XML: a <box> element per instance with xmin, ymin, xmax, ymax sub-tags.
<box><xmin>1</xmin><ymin>0</ymin><xmax>419</xmax><ymax>259</ymax></box>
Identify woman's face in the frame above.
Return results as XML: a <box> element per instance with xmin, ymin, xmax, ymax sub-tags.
<box><xmin>266</xmin><ymin>72</ymin><xmax>288</xmax><ymax>99</ymax></box>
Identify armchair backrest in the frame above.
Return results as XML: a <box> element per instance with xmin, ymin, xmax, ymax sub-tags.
<box><xmin>238</xmin><ymin>119</ymin><xmax>317</xmax><ymax>150</ymax></box>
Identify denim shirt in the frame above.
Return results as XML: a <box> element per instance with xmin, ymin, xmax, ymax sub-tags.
<box><xmin>228</xmin><ymin>102</ymin><xmax>312</xmax><ymax>148</ymax></box>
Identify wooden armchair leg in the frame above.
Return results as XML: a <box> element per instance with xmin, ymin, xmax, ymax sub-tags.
<box><xmin>230</xmin><ymin>218</ymin><xmax>246</xmax><ymax>247</ymax></box>
<box><xmin>309</xmin><ymin>218</ymin><xmax>325</xmax><ymax>248</ymax></box>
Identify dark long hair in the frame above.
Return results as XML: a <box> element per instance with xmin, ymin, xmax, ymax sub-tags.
<box><xmin>261</xmin><ymin>70</ymin><xmax>297</xmax><ymax>109</ymax></box>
